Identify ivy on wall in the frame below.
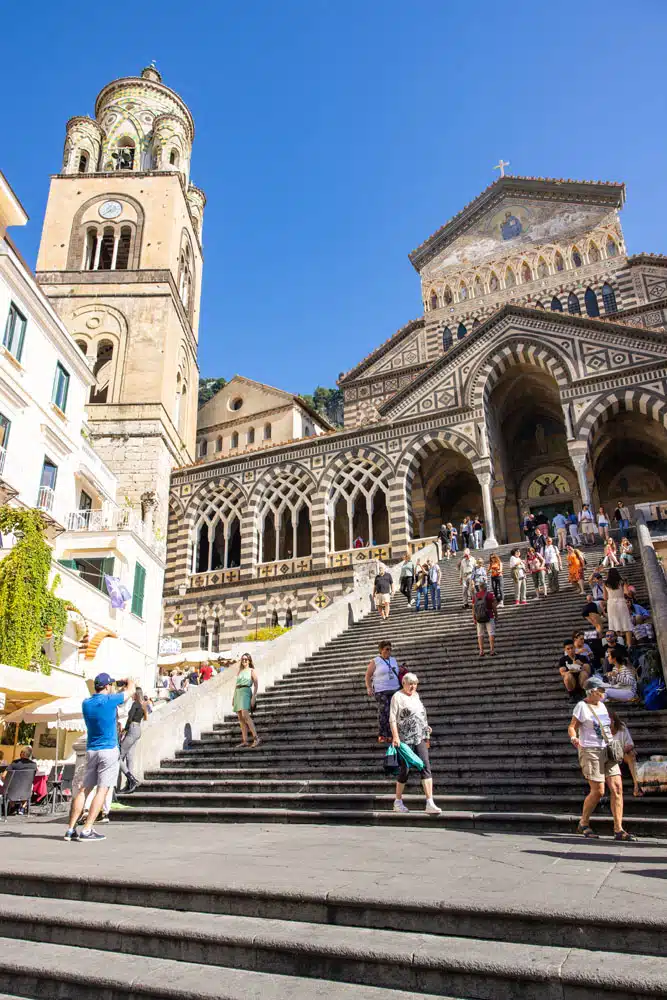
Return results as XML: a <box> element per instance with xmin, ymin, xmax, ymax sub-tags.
<box><xmin>0</xmin><ymin>507</ymin><xmax>69</xmax><ymax>673</ymax></box>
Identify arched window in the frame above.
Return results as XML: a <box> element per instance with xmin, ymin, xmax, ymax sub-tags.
<box><xmin>602</xmin><ymin>283</ymin><xmax>618</xmax><ymax>314</ymax></box>
<box><xmin>247</xmin><ymin>427</ymin><xmax>255</xmax><ymax>445</ymax></box>
<box><xmin>505</xmin><ymin>268</ymin><xmax>516</xmax><ymax>287</ymax></box>
<box><xmin>474</xmin><ymin>275</ymin><xmax>484</xmax><ymax>297</ymax></box>
<box><xmin>584</xmin><ymin>287</ymin><xmax>600</xmax><ymax>317</ymax></box>
<box><xmin>457</xmin><ymin>322</ymin><xmax>467</xmax><ymax>339</ymax></box>
<box><xmin>606</xmin><ymin>237</ymin><xmax>618</xmax><ymax>258</ymax></box>
<box><xmin>588</xmin><ymin>242</ymin><xmax>600</xmax><ymax>263</ymax></box>
<box><xmin>521</xmin><ymin>262</ymin><xmax>532</xmax><ymax>283</ymax></box>
<box><xmin>178</xmin><ymin>236</ymin><xmax>194</xmax><ymax>318</ymax></box>
<box><xmin>97</xmin><ymin>227</ymin><xmax>115</xmax><ymax>270</ymax></box>
<box><xmin>443</xmin><ymin>286</ymin><xmax>453</xmax><ymax>304</ymax></box>
<box><xmin>192</xmin><ymin>482</ymin><xmax>244</xmax><ymax>573</ymax></box>
<box><xmin>571</xmin><ymin>247</ymin><xmax>583</xmax><ymax>268</ymax></box>
<box><xmin>472</xmin><ymin>318</ymin><xmax>480</xmax><ymax>330</ymax></box>
<box><xmin>550</xmin><ymin>296</ymin><xmax>563</xmax><ymax>312</ymax></box>
<box><xmin>259</xmin><ymin>468</ymin><xmax>314</xmax><ymax>562</ymax></box>
<box><xmin>199</xmin><ymin>619</ymin><xmax>208</xmax><ymax>650</ymax></box>
<box><xmin>200</xmin><ymin>439</ymin><xmax>208</xmax><ymax>457</ymax></box>
<box><xmin>329</xmin><ymin>457</ymin><xmax>390</xmax><ymax>551</ymax></box>
<box><xmin>534</xmin><ymin>301</ymin><xmax>545</xmax><ymax>309</ymax></box>
<box><xmin>115</xmin><ymin>226</ymin><xmax>132</xmax><ymax>270</ymax></box>
<box><xmin>231</xmin><ymin>431</ymin><xmax>239</xmax><ymax>449</ymax></box>
<box><xmin>216</xmin><ymin>436</ymin><xmax>222</xmax><ymax>452</ymax></box>
<box><xmin>169</xmin><ymin>149</ymin><xmax>179</xmax><ymax>167</ymax></box>
<box><xmin>442</xmin><ymin>327</ymin><xmax>453</xmax><ymax>351</ymax></box>
<box><xmin>76</xmin><ymin>339</ymin><xmax>88</xmax><ymax>355</ymax></box>
<box><xmin>83</xmin><ymin>227</ymin><xmax>98</xmax><ymax>270</ymax></box>
<box><xmin>567</xmin><ymin>292</ymin><xmax>581</xmax><ymax>315</ymax></box>
<box><xmin>114</xmin><ymin>136</ymin><xmax>135</xmax><ymax>170</ymax></box>
<box><xmin>537</xmin><ymin>257</ymin><xmax>548</xmax><ymax>278</ymax></box>
<box><xmin>489</xmin><ymin>272</ymin><xmax>499</xmax><ymax>292</ymax></box>
<box><xmin>90</xmin><ymin>340</ymin><xmax>114</xmax><ymax>404</ymax></box>
<box><xmin>554</xmin><ymin>251</ymin><xmax>565</xmax><ymax>272</ymax></box>
<box><xmin>459</xmin><ymin>283</ymin><xmax>468</xmax><ymax>300</ymax></box>
<box><xmin>264</xmin><ymin>423</ymin><xmax>272</xmax><ymax>440</ymax></box>
<box><xmin>429</xmin><ymin>290</ymin><xmax>438</xmax><ymax>311</ymax></box>
<box><xmin>78</xmin><ymin>152</ymin><xmax>89</xmax><ymax>174</ymax></box>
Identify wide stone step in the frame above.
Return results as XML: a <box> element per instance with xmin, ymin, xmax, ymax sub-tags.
<box><xmin>0</xmin><ymin>938</ymin><xmax>444</xmax><ymax>1000</ymax></box>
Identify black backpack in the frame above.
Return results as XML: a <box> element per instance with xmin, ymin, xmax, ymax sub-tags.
<box><xmin>473</xmin><ymin>592</ymin><xmax>490</xmax><ymax>623</ymax></box>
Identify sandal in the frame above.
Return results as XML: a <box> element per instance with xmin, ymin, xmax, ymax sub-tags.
<box><xmin>234</xmin><ymin>742</ymin><xmax>248</xmax><ymax>748</ymax></box>
<box><xmin>249</xmin><ymin>739</ymin><xmax>262</xmax><ymax>749</ymax></box>
<box><xmin>633</xmin><ymin>787</ymin><xmax>644</xmax><ymax>798</ymax></box>
<box><xmin>577</xmin><ymin>824</ymin><xmax>599</xmax><ymax>839</ymax></box>
<box><xmin>614</xmin><ymin>830</ymin><xmax>637</xmax><ymax>842</ymax></box>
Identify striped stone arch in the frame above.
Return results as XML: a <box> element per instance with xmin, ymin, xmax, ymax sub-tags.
<box><xmin>468</xmin><ymin>337</ymin><xmax>573</xmax><ymax>410</ymax></box>
<box><xmin>164</xmin><ymin>492</ymin><xmax>188</xmax><ymax>592</ymax></box>
<box><xmin>576</xmin><ymin>388</ymin><xmax>667</xmax><ymax>446</ymax></box>
<box><xmin>392</xmin><ymin>429</ymin><xmax>481</xmax><ymax>552</ymax></box>
<box><xmin>184</xmin><ymin>478</ymin><xmax>248</xmax><ymax>575</ymax></box>
<box><xmin>246</xmin><ymin>461</ymin><xmax>318</xmax><ymax>516</ymax></box>
<box><xmin>317</xmin><ymin>445</ymin><xmax>395</xmax><ymax>494</ymax></box>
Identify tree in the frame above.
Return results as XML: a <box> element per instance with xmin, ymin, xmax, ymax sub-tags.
<box><xmin>198</xmin><ymin>377</ymin><xmax>227</xmax><ymax>408</ymax></box>
<box><xmin>301</xmin><ymin>386</ymin><xmax>344</xmax><ymax>428</ymax></box>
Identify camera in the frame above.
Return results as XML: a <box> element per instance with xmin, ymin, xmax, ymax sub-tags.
<box><xmin>115</xmin><ymin>679</ymin><xmax>129</xmax><ymax>690</ymax></box>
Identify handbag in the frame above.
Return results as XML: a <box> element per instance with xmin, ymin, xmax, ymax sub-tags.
<box><xmin>383</xmin><ymin>746</ymin><xmax>400</xmax><ymax>776</ymax></box>
<box><xmin>589</xmin><ymin>705</ymin><xmax>624</xmax><ymax>763</ymax></box>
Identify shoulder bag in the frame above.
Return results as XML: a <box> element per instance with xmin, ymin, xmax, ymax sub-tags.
<box><xmin>589</xmin><ymin>705</ymin><xmax>625</xmax><ymax>763</ymax></box>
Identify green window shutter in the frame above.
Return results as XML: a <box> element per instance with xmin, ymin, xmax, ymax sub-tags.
<box><xmin>58</xmin><ymin>558</ymin><xmax>78</xmax><ymax>570</ymax></box>
<box><xmin>102</xmin><ymin>556</ymin><xmax>115</xmax><ymax>577</ymax></box>
<box><xmin>131</xmin><ymin>562</ymin><xmax>146</xmax><ymax>618</ymax></box>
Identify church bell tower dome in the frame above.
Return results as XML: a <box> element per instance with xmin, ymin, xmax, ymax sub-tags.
<box><xmin>92</xmin><ymin>65</ymin><xmax>195</xmax><ymax>182</ymax></box>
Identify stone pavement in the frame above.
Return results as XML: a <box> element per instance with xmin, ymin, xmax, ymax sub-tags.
<box><xmin>3</xmin><ymin>817</ymin><xmax>667</xmax><ymax>922</ymax></box>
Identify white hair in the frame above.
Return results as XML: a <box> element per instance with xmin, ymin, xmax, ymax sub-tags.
<box><xmin>402</xmin><ymin>672</ymin><xmax>419</xmax><ymax>686</ymax></box>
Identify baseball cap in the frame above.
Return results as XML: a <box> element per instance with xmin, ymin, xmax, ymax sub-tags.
<box><xmin>584</xmin><ymin>675</ymin><xmax>609</xmax><ymax>691</ymax></box>
<box><xmin>94</xmin><ymin>672</ymin><xmax>115</xmax><ymax>689</ymax></box>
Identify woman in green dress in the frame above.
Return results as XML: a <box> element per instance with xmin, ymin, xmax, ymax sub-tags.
<box><xmin>233</xmin><ymin>653</ymin><xmax>260</xmax><ymax>747</ymax></box>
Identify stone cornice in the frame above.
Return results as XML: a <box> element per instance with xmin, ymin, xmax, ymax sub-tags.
<box><xmin>342</xmin><ymin>361</ymin><xmax>430</xmax><ymax>392</ymax></box>
<box><xmin>338</xmin><ymin>318</ymin><xmax>424</xmax><ymax>385</ymax></box>
<box><xmin>560</xmin><ymin>363</ymin><xmax>667</xmax><ymax>400</ymax></box>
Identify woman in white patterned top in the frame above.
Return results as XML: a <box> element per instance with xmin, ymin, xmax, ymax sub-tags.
<box><xmin>389</xmin><ymin>673</ymin><xmax>441</xmax><ymax>816</ymax></box>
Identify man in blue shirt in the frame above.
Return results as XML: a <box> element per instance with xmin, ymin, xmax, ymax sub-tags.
<box><xmin>65</xmin><ymin>672</ymin><xmax>135</xmax><ymax>842</ymax></box>
<box><xmin>552</xmin><ymin>512</ymin><xmax>568</xmax><ymax>551</ymax></box>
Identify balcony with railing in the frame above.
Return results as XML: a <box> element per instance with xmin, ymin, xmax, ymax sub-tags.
<box><xmin>37</xmin><ymin>486</ymin><xmax>55</xmax><ymax>513</ymax></box>
<box><xmin>63</xmin><ymin>505</ymin><xmax>166</xmax><ymax>561</ymax></box>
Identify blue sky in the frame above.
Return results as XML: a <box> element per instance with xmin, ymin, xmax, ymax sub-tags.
<box><xmin>3</xmin><ymin>1</ymin><xmax>666</xmax><ymax>393</ymax></box>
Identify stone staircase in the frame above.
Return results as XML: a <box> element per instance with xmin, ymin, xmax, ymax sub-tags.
<box><xmin>1</xmin><ymin>857</ymin><xmax>667</xmax><ymax>998</ymax></box>
<box><xmin>122</xmin><ymin>544</ymin><xmax>667</xmax><ymax>835</ymax></box>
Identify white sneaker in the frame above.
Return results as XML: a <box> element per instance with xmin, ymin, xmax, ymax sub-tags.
<box><xmin>393</xmin><ymin>799</ymin><xmax>409</xmax><ymax>813</ymax></box>
<box><xmin>425</xmin><ymin>800</ymin><xmax>442</xmax><ymax>815</ymax></box>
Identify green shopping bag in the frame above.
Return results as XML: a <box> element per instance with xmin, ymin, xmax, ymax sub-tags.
<box><xmin>397</xmin><ymin>741</ymin><xmax>425</xmax><ymax>770</ymax></box>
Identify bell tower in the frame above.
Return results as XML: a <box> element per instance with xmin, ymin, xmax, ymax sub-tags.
<box><xmin>36</xmin><ymin>65</ymin><xmax>206</xmax><ymax>535</ymax></box>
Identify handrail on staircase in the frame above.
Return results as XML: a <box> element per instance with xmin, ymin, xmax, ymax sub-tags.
<box><xmin>633</xmin><ymin>507</ymin><xmax>667</xmax><ymax>684</ymax></box>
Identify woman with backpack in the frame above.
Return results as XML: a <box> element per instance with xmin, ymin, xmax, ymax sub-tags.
<box><xmin>566</xmin><ymin>544</ymin><xmax>587</xmax><ymax>595</ymax></box>
<box><xmin>608</xmin><ymin>710</ymin><xmax>643</xmax><ymax>797</ymax></box>
<box><xmin>365</xmin><ymin>640</ymin><xmax>401</xmax><ymax>744</ymax></box>
<box><xmin>472</xmin><ymin>580</ymin><xmax>497</xmax><ymax>656</ymax></box>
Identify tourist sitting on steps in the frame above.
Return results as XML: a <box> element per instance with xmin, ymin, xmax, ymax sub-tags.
<box><xmin>568</xmin><ymin>675</ymin><xmax>636</xmax><ymax>841</ymax></box>
<box><xmin>620</xmin><ymin>537</ymin><xmax>634</xmax><ymax>564</ymax></box>
<box><xmin>472</xmin><ymin>580</ymin><xmax>497</xmax><ymax>657</ymax></box>
<box><xmin>389</xmin><ymin>672</ymin><xmax>441</xmax><ymax>815</ymax></box>
<box><xmin>233</xmin><ymin>654</ymin><xmax>260</xmax><ymax>749</ymax></box>
<box><xmin>603</xmin><ymin>648</ymin><xmax>639</xmax><ymax>703</ymax></box>
<box><xmin>558</xmin><ymin>640</ymin><xmax>591</xmax><ymax>701</ymax></box>
<box><xmin>366</xmin><ymin>640</ymin><xmax>401</xmax><ymax>744</ymax></box>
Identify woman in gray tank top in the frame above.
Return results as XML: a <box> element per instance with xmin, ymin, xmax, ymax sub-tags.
<box><xmin>365</xmin><ymin>640</ymin><xmax>401</xmax><ymax>743</ymax></box>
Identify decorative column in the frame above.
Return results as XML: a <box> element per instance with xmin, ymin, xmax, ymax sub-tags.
<box><xmin>110</xmin><ymin>232</ymin><xmax>120</xmax><ymax>271</ymax></box>
<box><xmin>494</xmin><ymin>499</ymin><xmax>507</xmax><ymax>545</ymax></box>
<box><xmin>568</xmin><ymin>446</ymin><xmax>591</xmax><ymax>508</ymax></box>
<box><xmin>475</xmin><ymin>468</ymin><xmax>499</xmax><ymax>549</ymax></box>
<box><xmin>310</xmin><ymin>494</ymin><xmax>329</xmax><ymax>571</ymax></box>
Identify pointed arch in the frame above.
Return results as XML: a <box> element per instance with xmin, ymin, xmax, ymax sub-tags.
<box><xmin>571</xmin><ymin>246</ymin><xmax>583</xmax><ymax>268</ymax></box>
<box><xmin>521</xmin><ymin>261</ymin><xmax>532</xmax><ymax>283</ymax></box>
<box><xmin>474</xmin><ymin>275</ymin><xmax>484</xmax><ymax>297</ymax></box>
<box><xmin>188</xmin><ymin>479</ymin><xmax>247</xmax><ymax>574</ymax></box>
<box><xmin>567</xmin><ymin>292</ymin><xmax>581</xmax><ymax>315</ymax></box>
<box><xmin>602</xmin><ymin>283</ymin><xmax>618</xmax><ymax>314</ymax></box>
<box><xmin>489</xmin><ymin>272</ymin><xmax>499</xmax><ymax>292</ymax></box>
<box><xmin>457</xmin><ymin>322</ymin><xmax>467</xmax><ymax>340</ymax></box>
<box><xmin>442</xmin><ymin>327</ymin><xmax>453</xmax><ymax>351</ymax></box>
<box><xmin>459</xmin><ymin>282</ymin><xmax>468</xmax><ymax>301</ymax></box>
<box><xmin>584</xmin><ymin>287</ymin><xmax>600</xmax><ymax>317</ymax></box>
<box><xmin>588</xmin><ymin>242</ymin><xmax>600</xmax><ymax>263</ymax></box>
<box><xmin>554</xmin><ymin>251</ymin><xmax>565</xmax><ymax>272</ymax></box>
<box><xmin>550</xmin><ymin>295</ymin><xmax>563</xmax><ymax>312</ymax></box>
<box><xmin>505</xmin><ymin>267</ymin><xmax>516</xmax><ymax>287</ymax></box>
<box><xmin>576</xmin><ymin>388</ymin><xmax>667</xmax><ymax>445</ymax></box>
<box><xmin>606</xmin><ymin>237</ymin><xmax>619</xmax><ymax>258</ymax></box>
<box><xmin>443</xmin><ymin>286</ymin><xmax>453</xmax><ymax>305</ymax></box>
<box><xmin>429</xmin><ymin>289</ymin><xmax>439</xmax><ymax>311</ymax></box>
<box><xmin>537</xmin><ymin>257</ymin><xmax>548</xmax><ymax>279</ymax></box>
<box><xmin>534</xmin><ymin>301</ymin><xmax>545</xmax><ymax>309</ymax></box>
<box><xmin>468</xmin><ymin>336</ymin><xmax>573</xmax><ymax>410</ymax></box>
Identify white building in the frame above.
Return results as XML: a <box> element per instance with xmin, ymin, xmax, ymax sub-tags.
<box><xmin>0</xmin><ymin>170</ymin><xmax>164</xmax><ymax>700</ymax></box>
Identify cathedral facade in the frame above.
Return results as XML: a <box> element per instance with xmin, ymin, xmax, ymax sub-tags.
<box><xmin>33</xmin><ymin>68</ymin><xmax>667</xmax><ymax>652</ymax></box>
